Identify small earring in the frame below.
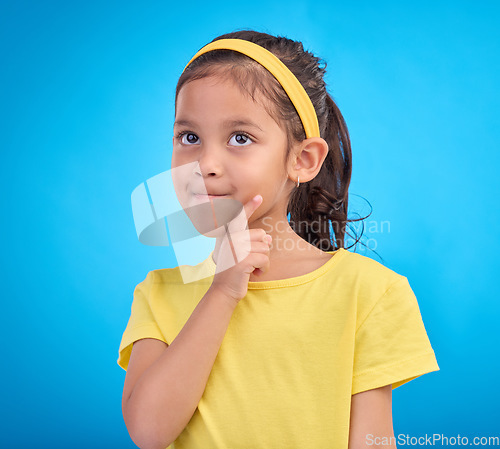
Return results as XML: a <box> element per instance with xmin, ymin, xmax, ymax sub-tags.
<box><xmin>297</xmin><ymin>176</ymin><xmax>300</xmax><ymax>188</ymax></box>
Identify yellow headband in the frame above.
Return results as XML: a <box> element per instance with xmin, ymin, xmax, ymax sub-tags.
<box><xmin>182</xmin><ymin>38</ymin><xmax>320</xmax><ymax>139</ymax></box>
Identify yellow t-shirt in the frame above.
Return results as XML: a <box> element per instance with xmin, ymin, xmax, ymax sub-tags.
<box><xmin>118</xmin><ymin>247</ymin><xmax>439</xmax><ymax>449</ymax></box>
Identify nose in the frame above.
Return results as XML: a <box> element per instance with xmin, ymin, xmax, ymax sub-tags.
<box><xmin>196</xmin><ymin>144</ymin><xmax>224</xmax><ymax>178</ymax></box>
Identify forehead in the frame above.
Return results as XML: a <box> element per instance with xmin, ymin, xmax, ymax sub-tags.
<box><xmin>176</xmin><ymin>75</ymin><xmax>276</xmax><ymax>125</ymax></box>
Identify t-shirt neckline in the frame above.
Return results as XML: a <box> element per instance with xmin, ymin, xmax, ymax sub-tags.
<box><xmin>205</xmin><ymin>247</ymin><xmax>347</xmax><ymax>289</ymax></box>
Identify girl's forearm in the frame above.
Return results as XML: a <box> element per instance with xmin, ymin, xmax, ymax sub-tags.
<box><xmin>124</xmin><ymin>286</ymin><xmax>237</xmax><ymax>449</ymax></box>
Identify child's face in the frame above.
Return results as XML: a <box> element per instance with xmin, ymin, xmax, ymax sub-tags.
<box><xmin>172</xmin><ymin>75</ymin><xmax>293</xmax><ymax>227</ymax></box>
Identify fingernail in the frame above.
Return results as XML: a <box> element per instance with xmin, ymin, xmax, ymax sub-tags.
<box><xmin>254</xmin><ymin>195</ymin><xmax>262</xmax><ymax>202</ymax></box>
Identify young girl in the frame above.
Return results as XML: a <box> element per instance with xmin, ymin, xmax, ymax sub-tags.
<box><xmin>117</xmin><ymin>30</ymin><xmax>440</xmax><ymax>449</ymax></box>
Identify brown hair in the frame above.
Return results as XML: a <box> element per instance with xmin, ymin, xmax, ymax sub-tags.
<box><xmin>174</xmin><ymin>29</ymin><xmax>372</xmax><ymax>252</ymax></box>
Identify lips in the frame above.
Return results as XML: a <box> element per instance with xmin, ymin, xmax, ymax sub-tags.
<box><xmin>192</xmin><ymin>190</ymin><xmax>228</xmax><ymax>196</ymax></box>
<box><xmin>190</xmin><ymin>192</ymin><xmax>230</xmax><ymax>204</ymax></box>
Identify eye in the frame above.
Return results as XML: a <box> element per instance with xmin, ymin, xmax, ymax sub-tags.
<box><xmin>175</xmin><ymin>131</ymin><xmax>253</xmax><ymax>147</ymax></box>
<box><xmin>229</xmin><ymin>133</ymin><xmax>253</xmax><ymax>147</ymax></box>
<box><xmin>177</xmin><ymin>132</ymin><xmax>199</xmax><ymax>145</ymax></box>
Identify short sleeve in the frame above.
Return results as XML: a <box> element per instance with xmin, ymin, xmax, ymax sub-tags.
<box><xmin>352</xmin><ymin>276</ymin><xmax>440</xmax><ymax>395</ymax></box>
<box><xmin>117</xmin><ymin>271</ymin><xmax>167</xmax><ymax>371</ymax></box>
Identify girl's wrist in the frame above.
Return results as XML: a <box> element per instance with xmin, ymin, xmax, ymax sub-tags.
<box><xmin>206</xmin><ymin>285</ymin><xmax>240</xmax><ymax>311</ymax></box>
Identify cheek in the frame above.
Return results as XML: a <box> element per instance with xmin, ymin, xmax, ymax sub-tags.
<box><xmin>171</xmin><ymin>150</ymin><xmax>190</xmax><ymax>168</ymax></box>
<box><xmin>238</xmin><ymin>167</ymin><xmax>264</xmax><ymax>185</ymax></box>
<box><xmin>170</xmin><ymin>158</ymin><xmax>182</xmax><ymax>173</ymax></box>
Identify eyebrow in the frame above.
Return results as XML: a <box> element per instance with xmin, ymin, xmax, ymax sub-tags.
<box><xmin>174</xmin><ymin>118</ymin><xmax>263</xmax><ymax>132</ymax></box>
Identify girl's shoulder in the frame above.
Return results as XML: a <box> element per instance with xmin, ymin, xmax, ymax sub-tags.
<box><xmin>147</xmin><ymin>255</ymin><xmax>215</xmax><ymax>287</ymax></box>
<box><xmin>333</xmin><ymin>248</ymin><xmax>409</xmax><ymax>302</ymax></box>
<box><xmin>338</xmin><ymin>248</ymin><xmax>405</xmax><ymax>282</ymax></box>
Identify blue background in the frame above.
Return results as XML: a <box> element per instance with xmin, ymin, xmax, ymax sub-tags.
<box><xmin>1</xmin><ymin>0</ymin><xmax>498</xmax><ymax>447</ymax></box>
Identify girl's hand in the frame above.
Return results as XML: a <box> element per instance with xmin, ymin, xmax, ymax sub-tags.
<box><xmin>210</xmin><ymin>195</ymin><xmax>272</xmax><ymax>305</ymax></box>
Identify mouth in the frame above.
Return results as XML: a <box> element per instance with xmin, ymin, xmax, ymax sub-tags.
<box><xmin>192</xmin><ymin>192</ymin><xmax>229</xmax><ymax>199</ymax></box>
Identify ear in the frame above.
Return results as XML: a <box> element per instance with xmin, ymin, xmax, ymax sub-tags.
<box><xmin>288</xmin><ymin>137</ymin><xmax>329</xmax><ymax>184</ymax></box>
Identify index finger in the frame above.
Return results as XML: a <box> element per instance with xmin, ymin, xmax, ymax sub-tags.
<box><xmin>225</xmin><ymin>194</ymin><xmax>264</xmax><ymax>234</ymax></box>
<box><xmin>244</xmin><ymin>194</ymin><xmax>264</xmax><ymax>222</ymax></box>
